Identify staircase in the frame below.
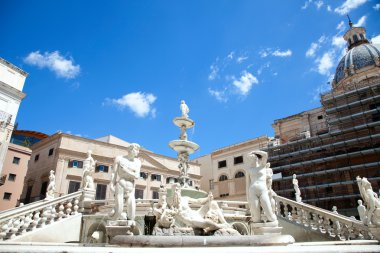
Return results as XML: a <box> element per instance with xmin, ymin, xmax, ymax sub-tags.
<box><xmin>0</xmin><ymin>190</ymin><xmax>82</xmax><ymax>241</ymax></box>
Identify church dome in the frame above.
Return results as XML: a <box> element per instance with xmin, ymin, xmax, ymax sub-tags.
<box><xmin>332</xmin><ymin>20</ymin><xmax>380</xmax><ymax>89</ymax></box>
<box><xmin>334</xmin><ymin>43</ymin><xmax>380</xmax><ymax>84</ymax></box>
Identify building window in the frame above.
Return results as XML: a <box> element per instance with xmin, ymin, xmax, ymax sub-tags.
<box><xmin>218</xmin><ymin>160</ymin><xmax>227</xmax><ymax>168</ymax></box>
<box><xmin>68</xmin><ymin>181</ymin><xmax>81</xmax><ymax>194</ymax></box>
<box><xmin>95</xmin><ymin>165</ymin><xmax>109</xmax><ymax>173</ymax></box>
<box><xmin>152</xmin><ymin>191</ymin><xmax>159</xmax><ymax>199</ymax></box>
<box><xmin>220</xmin><ymin>193</ymin><xmax>229</xmax><ymax>198</ymax></box>
<box><xmin>235</xmin><ymin>171</ymin><xmax>245</xmax><ymax>178</ymax></box>
<box><xmin>12</xmin><ymin>157</ymin><xmax>20</xmax><ymax>165</ymax></box>
<box><xmin>135</xmin><ymin>189</ymin><xmax>144</xmax><ymax>199</ymax></box>
<box><xmin>48</xmin><ymin>148</ymin><xmax>54</xmax><ymax>156</ymax></box>
<box><xmin>34</xmin><ymin>154</ymin><xmax>40</xmax><ymax>162</ymax></box>
<box><xmin>317</xmin><ymin>115</ymin><xmax>323</xmax><ymax>120</ymax></box>
<box><xmin>234</xmin><ymin>156</ymin><xmax>243</xmax><ymax>165</ymax></box>
<box><xmin>68</xmin><ymin>160</ymin><xmax>83</xmax><ymax>168</ymax></box>
<box><xmin>209</xmin><ymin>179</ymin><xmax>214</xmax><ymax>190</ymax></box>
<box><xmin>219</xmin><ymin>175</ymin><xmax>228</xmax><ymax>181</ymax></box>
<box><xmin>3</xmin><ymin>192</ymin><xmax>11</xmax><ymax>200</ymax></box>
<box><xmin>96</xmin><ymin>184</ymin><xmax>107</xmax><ymax>200</ymax></box>
<box><xmin>140</xmin><ymin>172</ymin><xmax>148</xmax><ymax>179</ymax></box>
<box><xmin>8</xmin><ymin>173</ymin><xmax>16</xmax><ymax>181</ymax></box>
<box><xmin>189</xmin><ymin>180</ymin><xmax>193</xmax><ymax>186</ymax></box>
<box><xmin>151</xmin><ymin>174</ymin><xmax>161</xmax><ymax>181</ymax></box>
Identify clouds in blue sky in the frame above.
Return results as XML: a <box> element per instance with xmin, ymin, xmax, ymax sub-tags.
<box><xmin>107</xmin><ymin>92</ymin><xmax>157</xmax><ymax>118</ymax></box>
<box><xmin>334</xmin><ymin>0</ymin><xmax>368</xmax><ymax>15</ymax></box>
<box><xmin>24</xmin><ymin>51</ymin><xmax>80</xmax><ymax>79</ymax></box>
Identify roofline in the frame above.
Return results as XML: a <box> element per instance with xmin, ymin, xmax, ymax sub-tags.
<box><xmin>273</xmin><ymin>106</ymin><xmax>323</xmax><ymax>124</ymax></box>
<box><xmin>211</xmin><ymin>135</ymin><xmax>270</xmax><ymax>156</ymax></box>
<box><xmin>0</xmin><ymin>58</ymin><xmax>28</xmax><ymax>77</ymax></box>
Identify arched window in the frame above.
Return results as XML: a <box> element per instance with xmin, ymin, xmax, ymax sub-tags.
<box><xmin>353</xmin><ymin>34</ymin><xmax>359</xmax><ymax>43</ymax></box>
<box><xmin>235</xmin><ymin>171</ymin><xmax>245</xmax><ymax>178</ymax></box>
<box><xmin>219</xmin><ymin>174</ymin><xmax>228</xmax><ymax>181</ymax></box>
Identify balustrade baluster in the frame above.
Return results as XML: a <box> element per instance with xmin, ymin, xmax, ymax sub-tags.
<box><xmin>20</xmin><ymin>213</ymin><xmax>32</xmax><ymax>234</ymax></box>
<box><xmin>73</xmin><ymin>198</ymin><xmax>79</xmax><ymax>215</ymax></box>
<box><xmin>10</xmin><ymin>218</ymin><xmax>21</xmax><ymax>238</ymax></box>
<box><xmin>57</xmin><ymin>203</ymin><xmax>65</xmax><ymax>220</ymax></box>
<box><xmin>66</xmin><ymin>201</ymin><xmax>73</xmax><ymax>216</ymax></box>
<box><xmin>31</xmin><ymin>211</ymin><xmax>40</xmax><ymax>230</ymax></box>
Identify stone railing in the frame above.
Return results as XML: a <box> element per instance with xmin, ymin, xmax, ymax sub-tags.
<box><xmin>274</xmin><ymin>195</ymin><xmax>377</xmax><ymax>240</ymax></box>
<box><xmin>0</xmin><ymin>190</ymin><xmax>82</xmax><ymax>241</ymax></box>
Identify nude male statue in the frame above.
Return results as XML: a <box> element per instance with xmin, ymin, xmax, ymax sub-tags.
<box><xmin>110</xmin><ymin>143</ymin><xmax>141</xmax><ymax>221</ymax></box>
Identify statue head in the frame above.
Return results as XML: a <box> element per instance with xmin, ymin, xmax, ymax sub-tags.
<box><xmin>87</xmin><ymin>150</ymin><xmax>92</xmax><ymax>156</ymax></box>
<box><xmin>127</xmin><ymin>143</ymin><xmax>140</xmax><ymax>158</ymax></box>
<box><xmin>332</xmin><ymin>206</ymin><xmax>337</xmax><ymax>212</ymax></box>
<box><xmin>247</xmin><ymin>150</ymin><xmax>267</xmax><ymax>167</ymax></box>
<box><xmin>293</xmin><ymin>174</ymin><xmax>297</xmax><ymax>179</ymax></box>
<box><xmin>358</xmin><ymin>199</ymin><xmax>363</xmax><ymax>205</ymax></box>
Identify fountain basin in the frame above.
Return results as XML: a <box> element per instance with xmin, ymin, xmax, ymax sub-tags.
<box><xmin>169</xmin><ymin>140</ymin><xmax>199</xmax><ymax>154</ymax></box>
<box><xmin>173</xmin><ymin>117</ymin><xmax>195</xmax><ymax>128</ymax></box>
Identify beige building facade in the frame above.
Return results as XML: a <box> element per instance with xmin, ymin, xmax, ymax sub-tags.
<box><xmin>0</xmin><ymin>143</ymin><xmax>31</xmax><ymax>210</ymax></box>
<box><xmin>0</xmin><ymin>58</ymin><xmax>27</xmax><ymax>177</ymax></box>
<box><xmin>20</xmin><ymin>133</ymin><xmax>201</xmax><ymax>203</ymax></box>
<box><xmin>194</xmin><ymin>136</ymin><xmax>270</xmax><ymax>201</ymax></box>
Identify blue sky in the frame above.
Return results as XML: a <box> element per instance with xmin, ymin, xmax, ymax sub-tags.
<box><xmin>1</xmin><ymin>0</ymin><xmax>379</xmax><ymax>158</ymax></box>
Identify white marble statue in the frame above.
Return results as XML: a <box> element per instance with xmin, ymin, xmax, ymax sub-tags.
<box><xmin>110</xmin><ymin>143</ymin><xmax>141</xmax><ymax>221</ymax></box>
<box><xmin>292</xmin><ymin>174</ymin><xmax>302</xmax><ymax>203</ymax></box>
<box><xmin>180</xmin><ymin>100</ymin><xmax>189</xmax><ymax>118</ymax></box>
<box><xmin>153</xmin><ymin>187</ymin><xmax>176</xmax><ymax>229</ymax></box>
<box><xmin>45</xmin><ymin>170</ymin><xmax>56</xmax><ymax>200</ymax></box>
<box><xmin>357</xmin><ymin>199</ymin><xmax>367</xmax><ymax>223</ymax></box>
<box><xmin>172</xmin><ymin>184</ymin><xmax>234</xmax><ymax>234</ymax></box>
<box><xmin>331</xmin><ymin>206</ymin><xmax>341</xmax><ymax>231</ymax></box>
<box><xmin>82</xmin><ymin>150</ymin><xmax>96</xmax><ymax>190</ymax></box>
<box><xmin>266</xmin><ymin>163</ymin><xmax>276</xmax><ymax>212</ymax></box>
<box><xmin>245</xmin><ymin>150</ymin><xmax>277</xmax><ymax>223</ymax></box>
<box><xmin>356</xmin><ymin>176</ymin><xmax>380</xmax><ymax>226</ymax></box>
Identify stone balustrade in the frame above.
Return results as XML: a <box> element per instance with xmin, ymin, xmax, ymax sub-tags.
<box><xmin>0</xmin><ymin>190</ymin><xmax>82</xmax><ymax>241</ymax></box>
<box><xmin>273</xmin><ymin>195</ymin><xmax>378</xmax><ymax>240</ymax></box>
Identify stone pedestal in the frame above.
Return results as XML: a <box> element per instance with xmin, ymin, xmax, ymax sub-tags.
<box><xmin>106</xmin><ymin>220</ymin><xmax>135</xmax><ymax>240</ymax></box>
<box><xmin>250</xmin><ymin>220</ymin><xmax>283</xmax><ymax>235</ymax></box>
<box><xmin>79</xmin><ymin>188</ymin><xmax>95</xmax><ymax>214</ymax></box>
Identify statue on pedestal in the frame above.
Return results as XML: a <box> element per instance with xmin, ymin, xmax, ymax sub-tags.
<box><xmin>292</xmin><ymin>174</ymin><xmax>302</xmax><ymax>203</ymax></box>
<box><xmin>356</xmin><ymin>176</ymin><xmax>380</xmax><ymax>226</ymax></box>
<box><xmin>45</xmin><ymin>170</ymin><xmax>56</xmax><ymax>200</ymax></box>
<box><xmin>245</xmin><ymin>150</ymin><xmax>277</xmax><ymax>223</ymax></box>
<box><xmin>110</xmin><ymin>143</ymin><xmax>141</xmax><ymax>221</ymax></box>
<box><xmin>180</xmin><ymin>100</ymin><xmax>189</xmax><ymax>118</ymax></box>
<box><xmin>82</xmin><ymin>150</ymin><xmax>96</xmax><ymax>190</ymax></box>
<box><xmin>357</xmin><ymin>199</ymin><xmax>367</xmax><ymax>223</ymax></box>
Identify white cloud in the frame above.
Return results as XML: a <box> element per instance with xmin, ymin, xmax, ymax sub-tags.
<box><xmin>236</xmin><ymin>56</ymin><xmax>248</xmax><ymax>64</ymax></box>
<box><xmin>327</xmin><ymin>5</ymin><xmax>332</xmax><ymax>11</ymax></box>
<box><xmin>332</xmin><ymin>36</ymin><xmax>346</xmax><ymax>48</ymax></box>
<box><xmin>109</xmin><ymin>92</ymin><xmax>157</xmax><ymax>118</ymax></box>
<box><xmin>336</xmin><ymin>21</ymin><xmax>345</xmax><ymax>32</ymax></box>
<box><xmin>354</xmin><ymin>15</ymin><xmax>367</xmax><ymax>27</ymax></box>
<box><xmin>227</xmin><ymin>51</ymin><xmax>235</xmax><ymax>59</ymax></box>
<box><xmin>272</xmin><ymin>49</ymin><xmax>292</xmax><ymax>57</ymax></box>
<box><xmin>315</xmin><ymin>0</ymin><xmax>324</xmax><ymax>9</ymax></box>
<box><xmin>208</xmin><ymin>88</ymin><xmax>228</xmax><ymax>102</ymax></box>
<box><xmin>334</xmin><ymin>0</ymin><xmax>368</xmax><ymax>15</ymax></box>
<box><xmin>316</xmin><ymin>52</ymin><xmax>334</xmax><ymax>76</ymax></box>
<box><xmin>374</xmin><ymin>3</ymin><xmax>380</xmax><ymax>10</ymax></box>
<box><xmin>208</xmin><ymin>64</ymin><xmax>219</xmax><ymax>80</ymax></box>
<box><xmin>259</xmin><ymin>48</ymin><xmax>271</xmax><ymax>58</ymax></box>
<box><xmin>302</xmin><ymin>0</ymin><xmax>312</xmax><ymax>9</ymax></box>
<box><xmin>232</xmin><ymin>71</ymin><xmax>258</xmax><ymax>95</ymax></box>
<box><xmin>24</xmin><ymin>51</ymin><xmax>80</xmax><ymax>79</ymax></box>
<box><xmin>306</xmin><ymin>43</ymin><xmax>319</xmax><ymax>58</ymax></box>
<box><xmin>371</xmin><ymin>35</ymin><xmax>380</xmax><ymax>44</ymax></box>
<box><xmin>257</xmin><ymin>62</ymin><xmax>270</xmax><ymax>75</ymax></box>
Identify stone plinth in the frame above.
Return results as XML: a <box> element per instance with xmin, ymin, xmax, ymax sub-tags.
<box><xmin>110</xmin><ymin>235</ymin><xmax>295</xmax><ymax>247</ymax></box>
<box><xmin>250</xmin><ymin>221</ymin><xmax>283</xmax><ymax>235</ymax></box>
<box><xmin>106</xmin><ymin>220</ymin><xmax>135</xmax><ymax>240</ymax></box>
<box><xmin>79</xmin><ymin>189</ymin><xmax>95</xmax><ymax>213</ymax></box>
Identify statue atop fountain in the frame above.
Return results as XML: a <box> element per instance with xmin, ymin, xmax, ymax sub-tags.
<box><xmin>169</xmin><ymin>100</ymin><xmax>199</xmax><ymax>187</ymax></box>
